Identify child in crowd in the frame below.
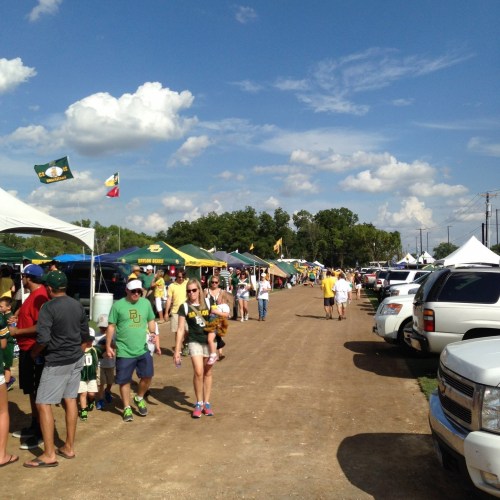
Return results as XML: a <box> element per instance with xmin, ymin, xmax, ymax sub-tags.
<box><xmin>78</xmin><ymin>330</ymin><xmax>98</xmax><ymax>421</ymax></box>
<box><xmin>0</xmin><ymin>298</ymin><xmax>16</xmax><ymax>391</ymax></box>
<box><xmin>204</xmin><ymin>294</ymin><xmax>230</xmax><ymax>365</ymax></box>
<box><xmin>147</xmin><ymin>321</ymin><xmax>161</xmax><ymax>357</ymax></box>
<box><xmin>94</xmin><ymin>314</ymin><xmax>115</xmax><ymax>410</ymax></box>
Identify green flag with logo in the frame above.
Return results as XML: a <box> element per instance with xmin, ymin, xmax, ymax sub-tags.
<box><xmin>34</xmin><ymin>156</ymin><xmax>74</xmax><ymax>184</ymax></box>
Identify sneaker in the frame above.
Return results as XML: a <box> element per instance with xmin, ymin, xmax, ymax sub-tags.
<box><xmin>19</xmin><ymin>435</ymin><xmax>43</xmax><ymax>450</ymax></box>
<box><xmin>133</xmin><ymin>396</ymin><xmax>148</xmax><ymax>416</ymax></box>
<box><xmin>79</xmin><ymin>408</ymin><xmax>88</xmax><ymax>421</ymax></box>
<box><xmin>207</xmin><ymin>353</ymin><xmax>218</xmax><ymax>366</ymax></box>
<box><xmin>202</xmin><ymin>403</ymin><xmax>214</xmax><ymax>416</ymax></box>
<box><xmin>12</xmin><ymin>426</ymin><xmax>36</xmax><ymax>439</ymax></box>
<box><xmin>122</xmin><ymin>406</ymin><xmax>133</xmax><ymax>422</ymax></box>
<box><xmin>244</xmin><ymin>314</ymin><xmax>249</xmax><ymax>321</ymax></box>
<box><xmin>88</xmin><ymin>401</ymin><xmax>95</xmax><ymax>411</ymax></box>
<box><xmin>192</xmin><ymin>403</ymin><xmax>202</xmax><ymax>419</ymax></box>
<box><xmin>96</xmin><ymin>399</ymin><xmax>105</xmax><ymax>410</ymax></box>
<box><xmin>240</xmin><ymin>318</ymin><xmax>244</xmax><ymax>322</ymax></box>
<box><xmin>104</xmin><ymin>390</ymin><xmax>113</xmax><ymax>404</ymax></box>
<box><xmin>6</xmin><ymin>376</ymin><xmax>16</xmax><ymax>391</ymax></box>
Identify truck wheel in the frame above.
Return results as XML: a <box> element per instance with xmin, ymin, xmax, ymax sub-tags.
<box><xmin>397</xmin><ymin>318</ymin><xmax>414</xmax><ymax>353</ymax></box>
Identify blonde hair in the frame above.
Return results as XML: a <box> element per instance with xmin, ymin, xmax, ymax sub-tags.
<box><xmin>186</xmin><ymin>279</ymin><xmax>203</xmax><ymax>303</ymax></box>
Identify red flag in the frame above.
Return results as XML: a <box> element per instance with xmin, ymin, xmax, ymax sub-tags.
<box><xmin>106</xmin><ymin>186</ymin><xmax>119</xmax><ymax>198</ymax></box>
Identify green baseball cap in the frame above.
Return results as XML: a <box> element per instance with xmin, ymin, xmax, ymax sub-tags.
<box><xmin>43</xmin><ymin>270</ymin><xmax>68</xmax><ymax>289</ymax></box>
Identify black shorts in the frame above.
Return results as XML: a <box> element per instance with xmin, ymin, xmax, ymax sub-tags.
<box><xmin>19</xmin><ymin>350</ymin><xmax>44</xmax><ymax>395</ymax></box>
<box><xmin>323</xmin><ymin>297</ymin><xmax>335</xmax><ymax>307</ymax></box>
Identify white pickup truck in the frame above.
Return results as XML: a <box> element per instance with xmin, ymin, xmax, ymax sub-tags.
<box><xmin>429</xmin><ymin>337</ymin><xmax>500</xmax><ymax>497</ymax></box>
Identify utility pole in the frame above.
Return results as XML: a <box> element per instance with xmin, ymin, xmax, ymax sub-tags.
<box><xmin>447</xmin><ymin>226</ymin><xmax>452</xmax><ymax>245</ymax></box>
<box><xmin>417</xmin><ymin>228</ymin><xmax>424</xmax><ymax>258</ymax></box>
<box><xmin>480</xmin><ymin>192</ymin><xmax>497</xmax><ymax>249</ymax></box>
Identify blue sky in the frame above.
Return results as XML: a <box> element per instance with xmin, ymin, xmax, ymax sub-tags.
<box><xmin>1</xmin><ymin>0</ymin><xmax>499</xmax><ymax>255</ymax></box>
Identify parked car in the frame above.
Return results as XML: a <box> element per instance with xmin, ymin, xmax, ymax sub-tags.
<box><xmin>374</xmin><ymin>269</ymin><xmax>390</xmax><ymax>293</ymax></box>
<box><xmin>58</xmin><ymin>261</ymin><xmax>130</xmax><ymax>307</ymax></box>
<box><xmin>405</xmin><ymin>267</ymin><xmax>500</xmax><ymax>353</ymax></box>
<box><xmin>386</xmin><ymin>271</ymin><xmax>434</xmax><ymax>298</ymax></box>
<box><xmin>379</xmin><ymin>269</ymin><xmax>431</xmax><ymax>302</ymax></box>
<box><xmin>430</xmin><ymin>336</ymin><xmax>500</xmax><ymax>498</ymax></box>
<box><xmin>373</xmin><ymin>294</ymin><xmax>414</xmax><ymax>347</ymax></box>
<box><xmin>363</xmin><ymin>268</ymin><xmax>382</xmax><ymax>289</ymax></box>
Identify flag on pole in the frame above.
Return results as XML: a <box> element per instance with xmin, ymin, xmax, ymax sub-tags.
<box><xmin>273</xmin><ymin>237</ymin><xmax>283</xmax><ymax>254</ymax></box>
<box><xmin>106</xmin><ymin>186</ymin><xmax>120</xmax><ymax>198</ymax></box>
<box><xmin>34</xmin><ymin>156</ymin><xmax>73</xmax><ymax>184</ymax></box>
<box><xmin>249</xmin><ymin>243</ymin><xmax>254</xmax><ymax>251</ymax></box>
<box><xmin>105</xmin><ymin>172</ymin><xmax>119</xmax><ymax>187</ymax></box>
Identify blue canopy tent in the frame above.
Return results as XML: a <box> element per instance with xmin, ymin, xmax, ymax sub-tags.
<box><xmin>212</xmin><ymin>251</ymin><xmax>247</xmax><ymax>269</ymax></box>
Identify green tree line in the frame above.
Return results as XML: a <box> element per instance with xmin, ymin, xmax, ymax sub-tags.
<box><xmin>0</xmin><ymin>207</ymin><xmax>407</xmax><ymax>268</ymax></box>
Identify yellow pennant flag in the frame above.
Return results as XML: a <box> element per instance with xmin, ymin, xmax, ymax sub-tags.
<box><xmin>273</xmin><ymin>237</ymin><xmax>282</xmax><ymax>253</ymax></box>
<box><xmin>249</xmin><ymin>243</ymin><xmax>254</xmax><ymax>251</ymax></box>
<box><xmin>105</xmin><ymin>172</ymin><xmax>119</xmax><ymax>187</ymax></box>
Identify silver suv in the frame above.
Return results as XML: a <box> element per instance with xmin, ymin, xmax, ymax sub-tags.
<box><xmin>405</xmin><ymin>267</ymin><xmax>500</xmax><ymax>353</ymax></box>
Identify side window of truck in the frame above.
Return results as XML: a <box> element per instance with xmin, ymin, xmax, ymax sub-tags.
<box><xmin>438</xmin><ymin>272</ymin><xmax>500</xmax><ymax>304</ymax></box>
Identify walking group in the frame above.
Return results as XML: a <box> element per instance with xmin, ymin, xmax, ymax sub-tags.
<box><xmin>0</xmin><ymin>263</ymin><xmax>274</xmax><ymax>468</ymax></box>
<box><xmin>320</xmin><ymin>269</ymin><xmax>362</xmax><ymax>321</ymax></box>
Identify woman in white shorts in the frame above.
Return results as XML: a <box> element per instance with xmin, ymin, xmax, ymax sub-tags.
<box><xmin>173</xmin><ymin>279</ymin><xmax>216</xmax><ymax>419</ymax></box>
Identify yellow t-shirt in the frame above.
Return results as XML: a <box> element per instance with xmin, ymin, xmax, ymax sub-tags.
<box><xmin>321</xmin><ymin>276</ymin><xmax>335</xmax><ymax>298</ymax></box>
<box><xmin>167</xmin><ymin>281</ymin><xmax>187</xmax><ymax>314</ymax></box>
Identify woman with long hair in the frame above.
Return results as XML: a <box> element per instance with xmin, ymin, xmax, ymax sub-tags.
<box><xmin>236</xmin><ymin>270</ymin><xmax>251</xmax><ymax>322</ymax></box>
<box><xmin>173</xmin><ymin>279</ymin><xmax>216</xmax><ymax>418</ymax></box>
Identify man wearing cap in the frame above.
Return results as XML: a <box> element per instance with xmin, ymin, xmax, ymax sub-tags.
<box><xmin>8</xmin><ymin>264</ymin><xmax>49</xmax><ymax>450</ymax></box>
<box><xmin>106</xmin><ymin>279</ymin><xmax>156</xmax><ymax>422</ymax></box>
<box><xmin>23</xmin><ymin>270</ymin><xmax>88</xmax><ymax>468</ymax></box>
<box><xmin>142</xmin><ymin>265</ymin><xmax>155</xmax><ymax>297</ymax></box>
<box><xmin>219</xmin><ymin>266</ymin><xmax>231</xmax><ymax>293</ymax></box>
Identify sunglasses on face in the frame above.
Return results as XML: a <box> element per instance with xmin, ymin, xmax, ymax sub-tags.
<box><xmin>211</xmin><ymin>281</ymin><xmax>219</xmax><ymax>284</ymax></box>
<box><xmin>187</xmin><ymin>288</ymin><xmax>198</xmax><ymax>293</ymax></box>
<box><xmin>129</xmin><ymin>289</ymin><xmax>142</xmax><ymax>294</ymax></box>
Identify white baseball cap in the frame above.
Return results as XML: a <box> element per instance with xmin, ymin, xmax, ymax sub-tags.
<box><xmin>127</xmin><ymin>279</ymin><xmax>143</xmax><ymax>291</ymax></box>
<box><xmin>146</xmin><ymin>265</ymin><xmax>153</xmax><ymax>270</ymax></box>
<box><xmin>97</xmin><ymin>314</ymin><xmax>108</xmax><ymax>328</ymax></box>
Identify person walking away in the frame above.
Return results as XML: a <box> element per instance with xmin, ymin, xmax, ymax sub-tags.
<box><xmin>23</xmin><ymin>270</ymin><xmax>88</xmax><ymax>468</ymax></box>
<box><xmin>106</xmin><ymin>280</ymin><xmax>156</xmax><ymax>422</ymax></box>
<box><xmin>334</xmin><ymin>272</ymin><xmax>352</xmax><ymax>321</ymax></box>
<box><xmin>257</xmin><ymin>273</ymin><xmax>271</xmax><ymax>321</ymax></box>
<box><xmin>164</xmin><ymin>270</ymin><xmax>187</xmax><ymax>351</ymax></box>
<box><xmin>321</xmin><ymin>270</ymin><xmax>336</xmax><ymax>320</ymax></box>
<box><xmin>151</xmin><ymin>270</ymin><xmax>166</xmax><ymax>323</ymax></box>
<box><xmin>173</xmin><ymin>279</ymin><xmax>217</xmax><ymax>418</ymax></box>
<box><xmin>230</xmin><ymin>268</ymin><xmax>240</xmax><ymax>320</ymax></box>
<box><xmin>94</xmin><ymin>314</ymin><xmax>115</xmax><ymax>410</ymax></box>
<box><xmin>8</xmin><ymin>264</ymin><xmax>49</xmax><ymax>450</ymax></box>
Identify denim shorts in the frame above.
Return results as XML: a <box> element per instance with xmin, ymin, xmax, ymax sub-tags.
<box><xmin>115</xmin><ymin>352</ymin><xmax>154</xmax><ymax>385</ymax></box>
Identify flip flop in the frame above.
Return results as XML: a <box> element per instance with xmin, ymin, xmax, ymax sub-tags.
<box><xmin>56</xmin><ymin>448</ymin><xmax>75</xmax><ymax>460</ymax></box>
<box><xmin>23</xmin><ymin>457</ymin><xmax>59</xmax><ymax>468</ymax></box>
<box><xmin>0</xmin><ymin>455</ymin><xmax>19</xmax><ymax>467</ymax></box>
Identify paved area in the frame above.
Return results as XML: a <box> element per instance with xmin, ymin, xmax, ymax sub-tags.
<box><xmin>5</xmin><ymin>285</ymin><xmax>473</xmax><ymax>499</ymax></box>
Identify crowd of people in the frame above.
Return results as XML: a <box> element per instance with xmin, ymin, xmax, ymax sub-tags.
<box><xmin>0</xmin><ymin>262</ymin><xmax>280</xmax><ymax>467</ymax></box>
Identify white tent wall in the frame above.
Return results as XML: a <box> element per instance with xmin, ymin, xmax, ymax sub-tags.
<box><xmin>0</xmin><ymin>187</ymin><xmax>96</xmax><ymax>316</ymax></box>
<box><xmin>435</xmin><ymin>236</ymin><xmax>500</xmax><ymax>267</ymax></box>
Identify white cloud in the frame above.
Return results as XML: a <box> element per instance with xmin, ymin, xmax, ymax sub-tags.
<box><xmin>29</xmin><ymin>0</ymin><xmax>63</xmax><ymax>22</ymax></box>
<box><xmin>408</xmin><ymin>182</ymin><xmax>468</xmax><ymax>197</ymax></box>
<box><xmin>3</xmin><ymin>82</ymin><xmax>197</xmax><ymax>156</ymax></box>
<box><xmin>378</xmin><ymin>197</ymin><xmax>435</xmax><ymax>228</ymax></box>
<box><xmin>162</xmin><ymin>196</ymin><xmax>194</xmax><ymax>212</ymax></box>
<box><xmin>169</xmin><ymin>135</ymin><xmax>212</xmax><ymax>166</ymax></box>
<box><xmin>263</xmin><ymin>196</ymin><xmax>280</xmax><ymax>210</ymax></box>
<box><xmin>274</xmin><ymin>78</ymin><xmax>309</xmax><ymax>91</ymax></box>
<box><xmin>392</xmin><ymin>98</ymin><xmax>414</xmax><ymax>107</ymax></box>
<box><xmin>231</xmin><ymin>80</ymin><xmax>263</xmax><ymax>93</ymax></box>
<box><xmin>217</xmin><ymin>170</ymin><xmax>245</xmax><ymax>182</ymax></box>
<box><xmin>0</xmin><ymin>58</ymin><xmax>36</xmax><ymax>93</ymax></box>
<box><xmin>235</xmin><ymin>6</ymin><xmax>257</xmax><ymax>24</ymax></box>
<box><xmin>467</xmin><ymin>137</ymin><xmax>500</xmax><ymax>157</ymax></box>
<box><xmin>340</xmin><ymin>158</ymin><xmax>435</xmax><ymax>193</ymax></box>
<box><xmin>282</xmin><ymin>173</ymin><xmax>319</xmax><ymax>196</ymax></box>
<box><xmin>126</xmin><ymin>212</ymin><xmax>169</xmax><ymax>234</ymax></box>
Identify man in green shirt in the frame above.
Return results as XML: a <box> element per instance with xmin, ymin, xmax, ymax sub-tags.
<box><xmin>106</xmin><ymin>279</ymin><xmax>156</xmax><ymax>422</ymax></box>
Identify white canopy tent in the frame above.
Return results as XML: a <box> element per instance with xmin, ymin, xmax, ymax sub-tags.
<box><xmin>0</xmin><ymin>187</ymin><xmax>96</xmax><ymax>314</ymax></box>
<box><xmin>417</xmin><ymin>251</ymin><xmax>435</xmax><ymax>264</ymax></box>
<box><xmin>397</xmin><ymin>253</ymin><xmax>417</xmax><ymax>265</ymax></box>
<box><xmin>435</xmin><ymin>236</ymin><xmax>500</xmax><ymax>267</ymax></box>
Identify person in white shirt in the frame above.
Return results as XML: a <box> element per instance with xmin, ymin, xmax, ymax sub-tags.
<box><xmin>257</xmin><ymin>273</ymin><xmax>272</xmax><ymax>321</ymax></box>
<box><xmin>333</xmin><ymin>272</ymin><xmax>352</xmax><ymax>321</ymax></box>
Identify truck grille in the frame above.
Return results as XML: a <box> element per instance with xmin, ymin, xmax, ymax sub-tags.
<box><xmin>437</xmin><ymin>363</ymin><xmax>476</xmax><ymax>430</ymax></box>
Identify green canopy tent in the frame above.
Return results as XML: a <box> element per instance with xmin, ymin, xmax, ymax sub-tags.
<box><xmin>120</xmin><ymin>241</ymin><xmax>185</xmax><ymax>266</ymax></box>
<box><xmin>0</xmin><ymin>246</ymin><xmax>51</xmax><ymax>264</ymax></box>
<box><xmin>178</xmin><ymin>244</ymin><xmax>226</xmax><ymax>268</ymax></box>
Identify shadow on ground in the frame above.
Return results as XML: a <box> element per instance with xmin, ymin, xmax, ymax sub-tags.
<box><xmin>337</xmin><ymin>432</ymin><xmax>477</xmax><ymax>500</ymax></box>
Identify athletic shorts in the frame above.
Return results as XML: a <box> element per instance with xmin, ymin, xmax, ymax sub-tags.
<box><xmin>36</xmin><ymin>357</ymin><xmax>85</xmax><ymax>404</ymax></box>
<box><xmin>115</xmin><ymin>352</ymin><xmax>154</xmax><ymax>385</ymax></box>
<box><xmin>170</xmin><ymin>313</ymin><xmax>179</xmax><ymax>334</ymax></box>
<box><xmin>79</xmin><ymin>379</ymin><xmax>98</xmax><ymax>393</ymax></box>
<box><xmin>188</xmin><ymin>341</ymin><xmax>210</xmax><ymax>357</ymax></box>
<box><xmin>19</xmin><ymin>350</ymin><xmax>44</xmax><ymax>395</ymax></box>
<box><xmin>3</xmin><ymin>342</ymin><xmax>14</xmax><ymax>369</ymax></box>
<box><xmin>323</xmin><ymin>297</ymin><xmax>335</xmax><ymax>306</ymax></box>
<box><xmin>355</xmin><ymin>284</ymin><xmax>362</xmax><ymax>290</ymax></box>
<box><xmin>98</xmin><ymin>366</ymin><xmax>115</xmax><ymax>386</ymax></box>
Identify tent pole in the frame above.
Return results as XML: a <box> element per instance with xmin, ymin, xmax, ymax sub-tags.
<box><xmin>89</xmin><ymin>252</ymin><xmax>95</xmax><ymax>320</ymax></box>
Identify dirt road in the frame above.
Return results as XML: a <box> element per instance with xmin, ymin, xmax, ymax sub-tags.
<box><xmin>6</xmin><ymin>285</ymin><xmax>472</xmax><ymax>499</ymax></box>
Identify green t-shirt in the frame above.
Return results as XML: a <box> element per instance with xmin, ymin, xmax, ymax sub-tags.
<box><xmin>143</xmin><ymin>273</ymin><xmax>154</xmax><ymax>290</ymax></box>
<box><xmin>108</xmin><ymin>297</ymin><xmax>155</xmax><ymax>358</ymax></box>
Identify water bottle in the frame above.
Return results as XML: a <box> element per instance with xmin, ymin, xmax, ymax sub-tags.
<box><xmin>175</xmin><ymin>358</ymin><xmax>181</xmax><ymax>368</ymax></box>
